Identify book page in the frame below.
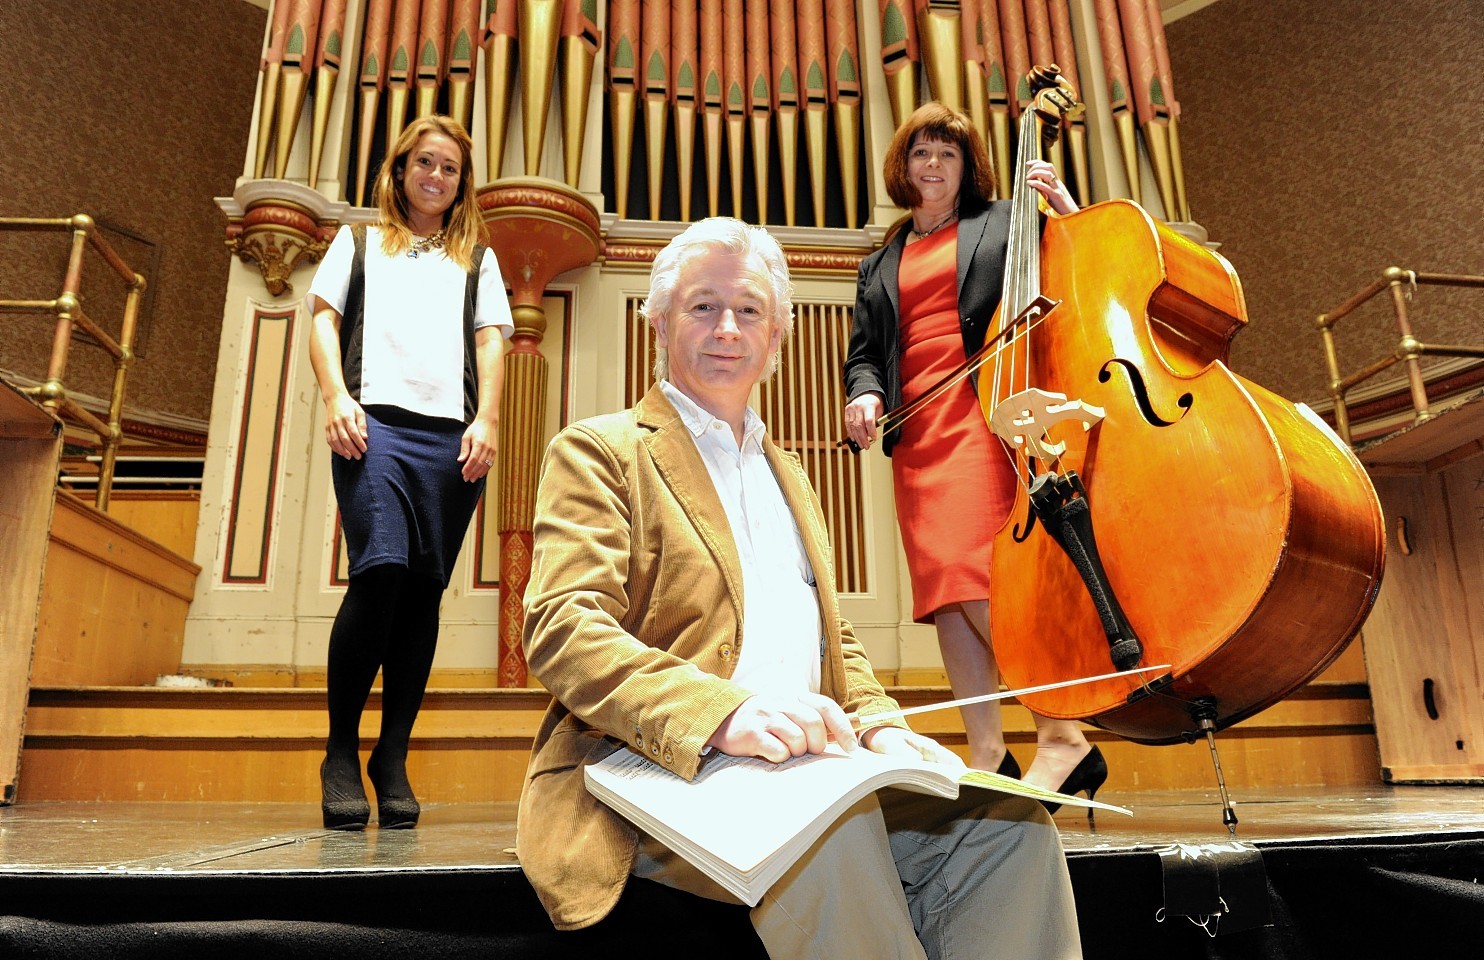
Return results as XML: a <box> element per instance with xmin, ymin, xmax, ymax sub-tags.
<box><xmin>588</xmin><ymin>745</ymin><xmax>953</xmax><ymax>874</ymax></box>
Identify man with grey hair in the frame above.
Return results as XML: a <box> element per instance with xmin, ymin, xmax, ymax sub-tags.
<box><xmin>517</xmin><ymin>217</ymin><xmax>1081</xmax><ymax>958</ymax></box>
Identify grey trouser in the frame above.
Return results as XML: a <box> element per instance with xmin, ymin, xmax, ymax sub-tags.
<box><xmin>634</xmin><ymin>786</ymin><xmax>1082</xmax><ymax>960</ymax></box>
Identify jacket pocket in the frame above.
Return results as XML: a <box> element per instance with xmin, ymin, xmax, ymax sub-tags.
<box><xmin>528</xmin><ymin>726</ymin><xmax>618</xmax><ymax>780</ymax></box>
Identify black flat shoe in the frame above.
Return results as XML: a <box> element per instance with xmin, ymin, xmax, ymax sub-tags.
<box><xmin>320</xmin><ymin>754</ymin><xmax>370</xmax><ymax>831</ymax></box>
<box><xmin>368</xmin><ymin>746</ymin><xmax>420</xmax><ymax>829</ymax></box>
<box><xmin>996</xmin><ymin>750</ymin><xmax>1022</xmax><ymax>780</ymax></box>
<box><xmin>1041</xmin><ymin>745</ymin><xmax>1108</xmax><ymax>824</ymax></box>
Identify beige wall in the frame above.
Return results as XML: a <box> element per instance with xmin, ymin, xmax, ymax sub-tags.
<box><xmin>1166</xmin><ymin>0</ymin><xmax>1484</xmax><ymax>404</ymax></box>
<box><xmin>0</xmin><ymin>0</ymin><xmax>266</xmax><ymax>425</ymax></box>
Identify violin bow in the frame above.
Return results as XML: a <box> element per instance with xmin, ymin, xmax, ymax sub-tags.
<box><xmin>845</xmin><ymin>663</ymin><xmax>1171</xmax><ymax>729</ymax></box>
<box><xmin>840</xmin><ymin>295</ymin><xmax>1060</xmax><ymax>453</ymax></box>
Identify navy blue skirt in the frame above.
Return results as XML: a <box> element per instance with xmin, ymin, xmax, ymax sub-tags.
<box><xmin>331</xmin><ymin>405</ymin><xmax>485</xmax><ymax>586</ymax></box>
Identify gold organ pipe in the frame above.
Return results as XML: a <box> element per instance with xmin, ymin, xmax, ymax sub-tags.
<box><xmin>561</xmin><ymin>34</ymin><xmax>599</xmax><ymax>189</ymax></box>
<box><xmin>484</xmin><ymin>31</ymin><xmax>517</xmax><ymax>180</ymax></box>
<box><xmin>520</xmin><ymin>0</ymin><xmax>564</xmax><ymax>176</ymax></box>
<box><xmin>916</xmin><ymin>7</ymin><xmax>963</xmax><ymax>110</ymax></box>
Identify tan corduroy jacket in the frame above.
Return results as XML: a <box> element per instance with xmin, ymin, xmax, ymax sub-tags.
<box><xmin>516</xmin><ymin>384</ymin><xmax>905</xmax><ymax>930</ymax></box>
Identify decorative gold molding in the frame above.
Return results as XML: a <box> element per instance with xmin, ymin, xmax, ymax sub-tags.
<box><xmin>601</xmin><ymin>241</ymin><xmax>867</xmax><ymax>276</ymax></box>
<box><xmin>224</xmin><ymin>200</ymin><xmax>332</xmax><ymax>297</ymax></box>
<box><xmin>217</xmin><ymin>181</ymin><xmax>351</xmax><ymax>298</ymax></box>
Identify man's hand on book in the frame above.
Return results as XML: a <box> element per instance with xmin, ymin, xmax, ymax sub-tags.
<box><xmin>706</xmin><ymin>693</ymin><xmax>860</xmax><ymax>762</ymax></box>
<box><xmin>860</xmin><ymin>727</ymin><xmax>967</xmax><ymax>772</ymax></box>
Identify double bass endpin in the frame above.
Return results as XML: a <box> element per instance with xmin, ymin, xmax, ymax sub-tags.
<box><xmin>1192</xmin><ymin>697</ymin><xmax>1240</xmax><ymax>835</ymax></box>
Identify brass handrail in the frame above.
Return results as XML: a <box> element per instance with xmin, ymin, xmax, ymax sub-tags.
<box><xmin>1315</xmin><ymin>267</ymin><xmax>1484</xmax><ymax>445</ymax></box>
<box><xmin>0</xmin><ymin>214</ymin><xmax>147</xmax><ymax>510</ymax></box>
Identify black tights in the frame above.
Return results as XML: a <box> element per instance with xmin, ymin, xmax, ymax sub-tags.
<box><xmin>323</xmin><ymin>563</ymin><xmax>444</xmax><ymax>797</ymax></box>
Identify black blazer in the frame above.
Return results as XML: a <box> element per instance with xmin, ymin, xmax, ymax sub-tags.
<box><xmin>843</xmin><ymin>201</ymin><xmax>1013</xmax><ymax>455</ymax></box>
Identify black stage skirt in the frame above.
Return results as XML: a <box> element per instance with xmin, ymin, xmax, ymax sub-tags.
<box><xmin>330</xmin><ymin>405</ymin><xmax>484</xmax><ymax>586</ymax></box>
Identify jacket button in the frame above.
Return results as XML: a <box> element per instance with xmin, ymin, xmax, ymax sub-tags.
<box><xmin>719</xmin><ymin>643</ymin><xmax>733</xmax><ymax>660</ymax></box>
<box><xmin>634</xmin><ymin>729</ymin><xmax>644</xmax><ymax>749</ymax></box>
<box><xmin>663</xmin><ymin>750</ymin><xmax>673</xmax><ymax>765</ymax></box>
<box><xmin>651</xmin><ymin>742</ymin><xmax>660</xmax><ymax>756</ymax></box>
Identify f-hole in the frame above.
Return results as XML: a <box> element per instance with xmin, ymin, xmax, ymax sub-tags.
<box><xmin>1099</xmin><ymin>358</ymin><xmax>1193</xmax><ymax>427</ymax></box>
<box><xmin>1012</xmin><ymin>457</ymin><xmax>1042</xmax><ymax>543</ymax></box>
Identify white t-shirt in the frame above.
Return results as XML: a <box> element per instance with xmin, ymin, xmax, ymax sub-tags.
<box><xmin>308</xmin><ymin>224</ymin><xmax>515</xmax><ymax>421</ymax></box>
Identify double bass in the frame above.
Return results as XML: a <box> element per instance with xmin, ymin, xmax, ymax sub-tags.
<box><xmin>977</xmin><ymin>69</ymin><xmax>1385</xmax><ymax>753</ymax></box>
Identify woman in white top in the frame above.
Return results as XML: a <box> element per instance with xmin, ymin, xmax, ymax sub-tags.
<box><xmin>307</xmin><ymin>115</ymin><xmax>514</xmax><ymax>830</ymax></box>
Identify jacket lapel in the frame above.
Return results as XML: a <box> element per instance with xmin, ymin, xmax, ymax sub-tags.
<box><xmin>878</xmin><ymin>228</ymin><xmax>905</xmax><ymax>322</ymax></box>
<box><xmin>635</xmin><ymin>386</ymin><xmax>746</xmax><ymax>621</ymax></box>
<box><xmin>956</xmin><ymin>202</ymin><xmax>1011</xmax><ymax>321</ymax></box>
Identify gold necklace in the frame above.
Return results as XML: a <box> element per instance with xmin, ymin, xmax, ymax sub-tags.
<box><xmin>407</xmin><ymin>230</ymin><xmax>446</xmax><ymax>259</ymax></box>
<box><xmin>909</xmin><ymin>211</ymin><xmax>957</xmax><ymax>240</ymax></box>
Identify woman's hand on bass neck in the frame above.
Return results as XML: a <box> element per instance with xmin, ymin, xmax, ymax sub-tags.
<box><xmin>1025</xmin><ymin>159</ymin><xmax>1078</xmax><ymax>216</ymax></box>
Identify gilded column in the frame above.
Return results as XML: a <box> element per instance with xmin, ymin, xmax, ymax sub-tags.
<box><xmin>477</xmin><ymin>179</ymin><xmax>601</xmax><ymax>686</ymax></box>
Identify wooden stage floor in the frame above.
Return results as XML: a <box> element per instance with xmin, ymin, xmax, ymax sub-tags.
<box><xmin>3</xmin><ymin>783</ymin><xmax>1482</xmax><ymax>874</ymax></box>
<box><xmin>3</xmin><ymin>784</ymin><xmax>1483</xmax><ymax>960</ymax></box>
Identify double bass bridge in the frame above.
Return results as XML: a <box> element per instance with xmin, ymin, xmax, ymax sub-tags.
<box><xmin>989</xmin><ymin>389</ymin><xmax>1105</xmax><ymax>463</ymax></box>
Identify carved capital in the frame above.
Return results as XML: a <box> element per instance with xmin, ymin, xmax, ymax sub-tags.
<box><xmin>217</xmin><ymin>180</ymin><xmax>354</xmax><ymax>297</ymax></box>
<box><xmin>477</xmin><ymin>176</ymin><xmax>602</xmax><ymax>312</ymax></box>
<box><xmin>225</xmin><ymin>222</ymin><xmax>332</xmax><ymax>297</ymax></box>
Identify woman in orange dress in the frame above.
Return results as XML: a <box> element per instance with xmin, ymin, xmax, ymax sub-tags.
<box><xmin>843</xmin><ymin>103</ymin><xmax>1105</xmax><ymax>805</ymax></box>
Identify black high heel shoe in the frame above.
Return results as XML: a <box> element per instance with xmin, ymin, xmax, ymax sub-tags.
<box><xmin>1040</xmin><ymin>745</ymin><xmax>1108</xmax><ymax>823</ymax></box>
<box><xmin>320</xmin><ymin>754</ymin><xmax>370</xmax><ymax>831</ymax></box>
<box><xmin>996</xmin><ymin>750</ymin><xmax>1022</xmax><ymax>780</ymax></box>
<box><xmin>367</xmin><ymin>746</ymin><xmax>421</xmax><ymax>829</ymax></box>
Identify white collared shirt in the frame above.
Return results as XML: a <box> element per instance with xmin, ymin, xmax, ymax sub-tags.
<box><xmin>659</xmin><ymin>380</ymin><xmax>822</xmax><ymax>696</ymax></box>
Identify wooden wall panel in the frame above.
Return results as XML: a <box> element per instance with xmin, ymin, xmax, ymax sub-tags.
<box><xmin>0</xmin><ymin>384</ymin><xmax>62</xmax><ymax>804</ymax></box>
<box><xmin>31</xmin><ymin>492</ymin><xmax>200</xmax><ymax>687</ymax></box>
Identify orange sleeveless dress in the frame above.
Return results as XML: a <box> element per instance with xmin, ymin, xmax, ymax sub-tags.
<box><xmin>891</xmin><ymin>228</ymin><xmax>1017</xmax><ymax>623</ymax></box>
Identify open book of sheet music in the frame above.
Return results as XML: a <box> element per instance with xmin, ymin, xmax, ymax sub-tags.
<box><xmin>585</xmin><ymin>744</ymin><xmax>1131</xmax><ymax>906</ymax></box>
